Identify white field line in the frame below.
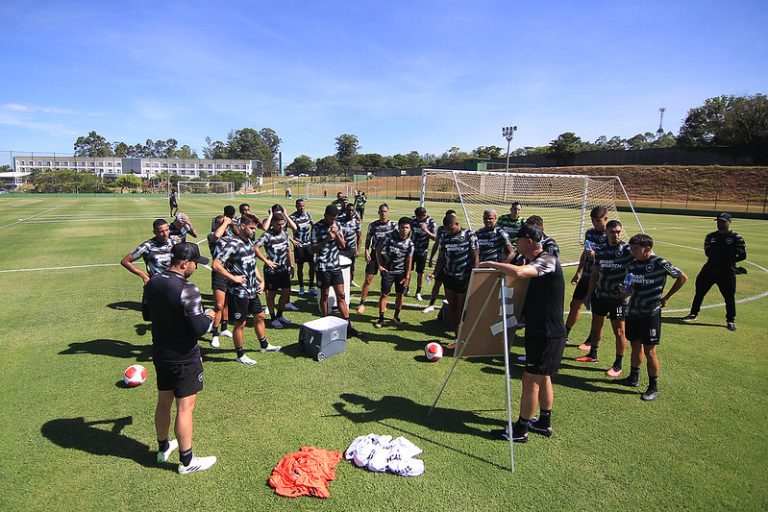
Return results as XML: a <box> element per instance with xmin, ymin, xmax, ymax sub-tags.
<box><xmin>0</xmin><ymin>206</ymin><xmax>63</xmax><ymax>230</ymax></box>
<box><xmin>0</xmin><ymin>263</ymin><xmax>120</xmax><ymax>274</ymax></box>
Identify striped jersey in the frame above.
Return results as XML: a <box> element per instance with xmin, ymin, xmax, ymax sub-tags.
<box><xmin>311</xmin><ymin>220</ymin><xmax>343</xmax><ymax>271</ymax></box>
<box><xmin>215</xmin><ymin>236</ymin><xmax>261</xmax><ymax>298</ymax></box>
<box><xmin>129</xmin><ymin>237</ymin><xmax>174</xmax><ymax>277</ymax></box>
<box><xmin>366</xmin><ymin>220</ymin><xmax>397</xmax><ymax>251</ymax></box>
<box><xmin>339</xmin><ymin>213</ymin><xmax>362</xmax><ymax>251</ymax></box>
<box><xmin>593</xmin><ymin>241</ymin><xmax>633</xmax><ymax>302</ymax></box>
<box><xmin>169</xmin><ymin>222</ymin><xmax>193</xmax><ymax>243</ymax></box>
<box><xmin>256</xmin><ymin>230</ymin><xmax>292</xmax><ymax>274</ymax></box>
<box><xmin>411</xmin><ymin>216</ymin><xmax>436</xmax><ymax>255</ymax></box>
<box><xmin>475</xmin><ymin>226</ymin><xmax>511</xmax><ymax>262</ymax></box>
<box><xmin>379</xmin><ymin>231</ymin><xmax>415</xmax><ymax>273</ymax></box>
<box><xmin>207</xmin><ymin>232</ymin><xmax>228</xmax><ymax>260</ymax></box>
<box><xmin>542</xmin><ymin>235</ymin><xmax>560</xmax><ymax>259</ymax></box>
<box><xmin>440</xmin><ymin>228</ymin><xmax>478</xmax><ymax>280</ymax></box>
<box><xmin>627</xmin><ymin>256</ymin><xmax>683</xmax><ymax>317</ymax></box>
<box><xmin>354</xmin><ymin>193</ymin><xmax>367</xmax><ymax>210</ymax></box>
<box><xmin>497</xmin><ymin>215</ymin><xmax>524</xmax><ymax>242</ymax></box>
<box><xmin>289</xmin><ymin>211</ymin><xmax>313</xmax><ymax>247</ymax></box>
<box><xmin>581</xmin><ymin>228</ymin><xmax>608</xmax><ymax>280</ymax></box>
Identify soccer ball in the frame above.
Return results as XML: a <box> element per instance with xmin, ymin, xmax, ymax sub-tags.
<box><xmin>123</xmin><ymin>364</ymin><xmax>148</xmax><ymax>387</ymax></box>
<box><xmin>425</xmin><ymin>342</ymin><xmax>444</xmax><ymax>362</ymax></box>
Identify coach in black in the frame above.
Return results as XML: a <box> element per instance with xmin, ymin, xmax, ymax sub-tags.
<box><xmin>480</xmin><ymin>223</ymin><xmax>567</xmax><ymax>443</ymax></box>
<box><xmin>683</xmin><ymin>213</ymin><xmax>747</xmax><ymax>331</ymax></box>
<box><xmin>144</xmin><ymin>242</ymin><xmax>217</xmax><ymax>474</ymax></box>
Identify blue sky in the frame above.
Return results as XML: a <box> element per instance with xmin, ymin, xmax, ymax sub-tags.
<box><xmin>1</xmin><ymin>0</ymin><xmax>766</xmax><ymax>166</ymax></box>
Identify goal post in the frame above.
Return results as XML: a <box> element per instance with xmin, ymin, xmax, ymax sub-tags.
<box><xmin>177</xmin><ymin>181</ymin><xmax>235</xmax><ymax>198</ymax></box>
<box><xmin>304</xmin><ymin>182</ymin><xmax>354</xmax><ymax>200</ymax></box>
<box><xmin>420</xmin><ymin>169</ymin><xmax>644</xmax><ymax>266</ymax></box>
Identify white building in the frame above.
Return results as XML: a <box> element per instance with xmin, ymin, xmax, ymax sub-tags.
<box><xmin>12</xmin><ymin>156</ymin><xmax>263</xmax><ymax>179</ymax></box>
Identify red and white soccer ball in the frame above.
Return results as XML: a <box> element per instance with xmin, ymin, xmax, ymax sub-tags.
<box><xmin>425</xmin><ymin>342</ymin><xmax>444</xmax><ymax>362</ymax></box>
<box><xmin>123</xmin><ymin>364</ymin><xmax>148</xmax><ymax>387</ymax></box>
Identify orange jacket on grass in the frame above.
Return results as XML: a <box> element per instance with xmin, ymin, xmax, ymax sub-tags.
<box><xmin>268</xmin><ymin>446</ymin><xmax>342</xmax><ymax>498</ymax></box>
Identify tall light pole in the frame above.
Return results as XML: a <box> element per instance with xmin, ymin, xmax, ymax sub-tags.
<box><xmin>502</xmin><ymin>125</ymin><xmax>517</xmax><ymax>172</ymax></box>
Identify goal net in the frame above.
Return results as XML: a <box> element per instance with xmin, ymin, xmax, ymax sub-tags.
<box><xmin>177</xmin><ymin>181</ymin><xmax>235</xmax><ymax>198</ymax></box>
<box><xmin>305</xmin><ymin>182</ymin><xmax>354</xmax><ymax>200</ymax></box>
<box><xmin>420</xmin><ymin>169</ymin><xmax>644</xmax><ymax>265</ymax></box>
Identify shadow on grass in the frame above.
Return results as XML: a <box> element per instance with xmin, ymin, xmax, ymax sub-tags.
<box><xmin>40</xmin><ymin>416</ymin><xmax>169</xmax><ymax>470</ymax></box>
<box><xmin>662</xmin><ymin>317</ymin><xmax>724</xmax><ymax>328</ymax></box>
<box><xmin>106</xmin><ymin>301</ymin><xmax>142</xmax><ymax>311</ymax></box>
<box><xmin>60</xmin><ymin>339</ymin><xmax>151</xmax><ymax>361</ymax></box>
<box><xmin>331</xmin><ymin>393</ymin><xmax>510</xmax><ymax>470</ymax></box>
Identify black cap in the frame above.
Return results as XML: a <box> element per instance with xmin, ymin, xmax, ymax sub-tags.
<box><xmin>172</xmin><ymin>242</ymin><xmax>209</xmax><ymax>265</ymax></box>
<box><xmin>516</xmin><ymin>223</ymin><xmax>544</xmax><ymax>242</ymax></box>
<box><xmin>716</xmin><ymin>212</ymin><xmax>732</xmax><ymax>221</ymax></box>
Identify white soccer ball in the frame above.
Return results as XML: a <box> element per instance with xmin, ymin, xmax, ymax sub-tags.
<box><xmin>123</xmin><ymin>364</ymin><xmax>148</xmax><ymax>387</ymax></box>
<box><xmin>425</xmin><ymin>342</ymin><xmax>444</xmax><ymax>362</ymax></box>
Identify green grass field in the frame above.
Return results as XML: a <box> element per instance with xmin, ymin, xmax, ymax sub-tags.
<box><xmin>0</xmin><ymin>194</ymin><xmax>766</xmax><ymax>511</ymax></box>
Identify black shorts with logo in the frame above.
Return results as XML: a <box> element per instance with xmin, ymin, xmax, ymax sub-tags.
<box><xmin>524</xmin><ymin>334</ymin><xmax>567</xmax><ymax>376</ymax></box>
<box><xmin>264</xmin><ymin>270</ymin><xmax>291</xmax><ymax>291</ymax></box>
<box><xmin>317</xmin><ymin>269</ymin><xmax>344</xmax><ymax>289</ymax></box>
<box><xmin>365</xmin><ymin>253</ymin><xmax>380</xmax><ymax>276</ymax></box>
<box><xmin>381</xmin><ymin>272</ymin><xmax>406</xmax><ymax>295</ymax></box>
<box><xmin>591</xmin><ymin>297</ymin><xmax>628</xmax><ymax>320</ymax></box>
<box><xmin>211</xmin><ymin>271</ymin><xmax>229</xmax><ymax>292</ymax></box>
<box><xmin>295</xmin><ymin>245</ymin><xmax>314</xmax><ymax>265</ymax></box>
<box><xmin>154</xmin><ymin>358</ymin><xmax>203</xmax><ymax>398</ymax></box>
<box><xmin>413</xmin><ymin>252</ymin><xmax>428</xmax><ymax>275</ymax></box>
<box><xmin>438</xmin><ymin>271</ymin><xmax>469</xmax><ymax>293</ymax></box>
<box><xmin>626</xmin><ymin>313</ymin><xmax>662</xmax><ymax>345</ymax></box>
<box><xmin>228</xmin><ymin>293</ymin><xmax>264</xmax><ymax>322</ymax></box>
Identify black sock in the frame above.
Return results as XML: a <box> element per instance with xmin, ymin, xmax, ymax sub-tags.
<box><xmin>180</xmin><ymin>448</ymin><xmax>193</xmax><ymax>466</ymax></box>
<box><xmin>394</xmin><ymin>308</ymin><xmax>401</xmax><ymax>319</ymax></box>
<box><xmin>588</xmin><ymin>346</ymin><xmax>598</xmax><ymax>359</ymax></box>
<box><xmin>212</xmin><ymin>326</ymin><xmax>220</xmax><ymax>336</ymax></box>
<box><xmin>566</xmin><ymin>326</ymin><xmax>571</xmax><ymax>336</ymax></box>
<box><xmin>416</xmin><ymin>286</ymin><xmax>422</xmax><ymax>294</ymax></box>
<box><xmin>538</xmin><ymin>409</ymin><xmax>552</xmax><ymax>428</ymax></box>
<box><xmin>378</xmin><ymin>312</ymin><xmax>384</xmax><ymax>322</ymax></box>
<box><xmin>612</xmin><ymin>355</ymin><xmax>623</xmax><ymax>369</ymax></box>
<box><xmin>276</xmin><ymin>309</ymin><xmax>283</xmax><ymax>319</ymax></box>
<box><xmin>221</xmin><ymin>320</ymin><xmax>228</xmax><ymax>331</ymax></box>
<box><xmin>649</xmin><ymin>375</ymin><xmax>658</xmax><ymax>390</ymax></box>
<box><xmin>629</xmin><ymin>366</ymin><xmax>640</xmax><ymax>382</ymax></box>
<box><xmin>513</xmin><ymin>416</ymin><xmax>530</xmax><ymax>435</ymax></box>
<box><xmin>259</xmin><ymin>337</ymin><xmax>268</xmax><ymax>349</ymax></box>
<box><xmin>236</xmin><ymin>347</ymin><xmax>245</xmax><ymax>359</ymax></box>
<box><xmin>158</xmin><ymin>438</ymin><xmax>169</xmax><ymax>452</ymax></box>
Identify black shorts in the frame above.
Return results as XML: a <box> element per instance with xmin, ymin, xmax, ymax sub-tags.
<box><xmin>317</xmin><ymin>269</ymin><xmax>344</xmax><ymax>289</ymax></box>
<box><xmin>626</xmin><ymin>313</ymin><xmax>661</xmax><ymax>345</ymax></box>
<box><xmin>572</xmin><ymin>276</ymin><xmax>590</xmax><ymax>301</ymax></box>
<box><xmin>211</xmin><ymin>271</ymin><xmax>229</xmax><ymax>292</ymax></box>
<box><xmin>264</xmin><ymin>270</ymin><xmax>291</xmax><ymax>291</ymax></box>
<box><xmin>591</xmin><ymin>297</ymin><xmax>628</xmax><ymax>320</ymax></box>
<box><xmin>438</xmin><ymin>271</ymin><xmax>468</xmax><ymax>293</ymax></box>
<box><xmin>365</xmin><ymin>253</ymin><xmax>380</xmax><ymax>276</ymax></box>
<box><xmin>154</xmin><ymin>358</ymin><xmax>203</xmax><ymax>398</ymax></box>
<box><xmin>413</xmin><ymin>253</ymin><xmax>428</xmax><ymax>275</ymax></box>
<box><xmin>356</xmin><ymin>207</ymin><xmax>365</xmax><ymax>216</ymax></box>
<box><xmin>340</xmin><ymin>248</ymin><xmax>357</xmax><ymax>261</ymax></box>
<box><xmin>381</xmin><ymin>272</ymin><xmax>405</xmax><ymax>295</ymax></box>
<box><xmin>524</xmin><ymin>335</ymin><xmax>567</xmax><ymax>376</ymax></box>
<box><xmin>295</xmin><ymin>245</ymin><xmax>314</xmax><ymax>265</ymax></box>
<box><xmin>228</xmin><ymin>294</ymin><xmax>264</xmax><ymax>322</ymax></box>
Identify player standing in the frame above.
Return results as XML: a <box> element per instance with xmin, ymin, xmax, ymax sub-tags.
<box><xmin>212</xmin><ymin>213</ymin><xmax>281</xmax><ymax>365</ymax></box>
<box><xmin>496</xmin><ymin>201</ymin><xmax>523</xmax><ymax>246</ymax></box>
<box><xmin>354</xmin><ymin>190</ymin><xmax>368</xmax><ymax>221</ymax></box>
<box><xmin>339</xmin><ymin>203</ymin><xmax>362</xmax><ymax>287</ymax></box>
<box><xmin>682</xmin><ymin>213</ymin><xmax>746</xmax><ymax>331</ymax></box>
<box><xmin>255</xmin><ymin>213</ymin><xmax>295</xmax><ymax>329</ymax></box>
<box><xmin>289</xmin><ymin>199</ymin><xmax>316</xmax><ymax>295</ymax></box>
<box><xmin>475</xmin><ymin>209</ymin><xmax>514</xmax><ymax>264</ymax></box>
<box><xmin>121</xmin><ymin>218</ymin><xmax>175</xmax><ymax>285</ymax></box>
<box><xmin>207</xmin><ymin>216</ymin><xmax>235</xmax><ymax>349</ymax></box>
<box><xmin>619</xmin><ymin>234</ymin><xmax>687</xmax><ymax>400</ymax></box>
<box><xmin>576</xmin><ymin>220</ymin><xmax>632</xmax><ymax>377</ymax></box>
<box><xmin>169</xmin><ymin>213</ymin><xmax>198</xmax><ymax>243</ymax></box>
<box><xmin>357</xmin><ymin>204</ymin><xmax>397</xmax><ymax>314</ymax></box>
<box><xmin>410</xmin><ymin>207</ymin><xmax>437</xmax><ymax>302</ymax></box>
<box><xmin>374</xmin><ymin>217</ymin><xmax>414</xmax><ymax>328</ymax></box>
<box><xmin>168</xmin><ymin>189</ymin><xmax>178</xmax><ymax>217</ymax></box>
<box><xmin>422</xmin><ymin>209</ymin><xmax>457</xmax><ymax>313</ymax></box>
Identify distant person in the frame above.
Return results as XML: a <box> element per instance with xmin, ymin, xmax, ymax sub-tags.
<box><xmin>683</xmin><ymin>213</ymin><xmax>747</xmax><ymax>331</ymax></box>
<box><xmin>619</xmin><ymin>233</ymin><xmax>687</xmax><ymax>401</ymax></box>
<box><xmin>374</xmin><ymin>217</ymin><xmax>414</xmax><ymax>328</ymax></box>
<box><xmin>143</xmin><ymin>242</ymin><xmax>216</xmax><ymax>474</ymax></box>
<box><xmin>480</xmin><ymin>224</ymin><xmax>567</xmax><ymax>442</ymax></box>
<box><xmin>323</xmin><ymin>190</ymin><xmax>328</xmax><ymax>198</ymax></box>
<box><xmin>354</xmin><ymin>191</ymin><xmax>368</xmax><ymax>221</ymax></box>
<box><xmin>121</xmin><ymin>218</ymin><xmax>175</xmax><ymax>285</ymax></box>
<box><xmin>497</xmin><ymin>201</ymin><xmax>523</xmax><ymax>247</ymax></box>
<box><xmin>169</xmin><ymin>189</ymin><xmax>178</xmax><ymax>217</ymax></box>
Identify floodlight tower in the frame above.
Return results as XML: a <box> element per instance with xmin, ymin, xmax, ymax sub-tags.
<box><xmin>657</xmin><ymin>107</ymin><xmax>666</xmax><ymax>135</ymax></box>
<box><xmin>502</xmin><ymin>125</ymin><xmax>517</xmax><ymax>172</ymax></box>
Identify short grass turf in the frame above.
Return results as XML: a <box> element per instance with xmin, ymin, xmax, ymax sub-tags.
<box><xmin>0</xmin><ymin>194</ymin><xmax>766</xmax><ymax>512</ymax></box>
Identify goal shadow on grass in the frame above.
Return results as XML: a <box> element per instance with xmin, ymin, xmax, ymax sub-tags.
<box><xmin>59</xmin><ymin>339</ymin><xmax>152</xmax><ymax>361</ymax></box>
<box><xmin>40</xmin><ymin>416</ymin><xmax>170</xmax><ymax>470</ymax></box>
<box><xmin>106</xmin><ymin>300</ymin><xmax>143</xmax><ymax>312</ymax></box>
